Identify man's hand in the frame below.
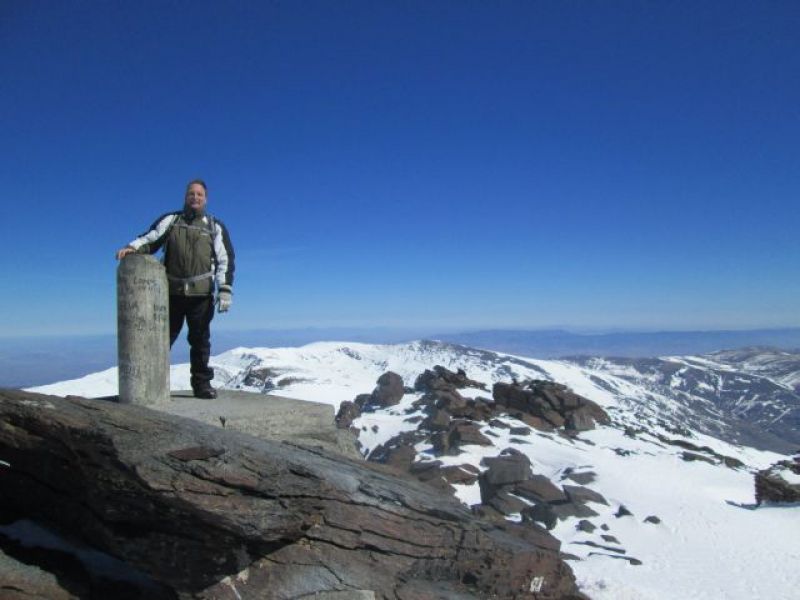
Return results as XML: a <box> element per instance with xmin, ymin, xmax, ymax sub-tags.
<box><xmin>116</xmin><ymin>246</ymin><xmax>136</xmax><ymax>260</ymax></box>
<box><xmin>217</xmin><ymin>285</ymin><xmax>233</xmax><ymax>313</ymax></box>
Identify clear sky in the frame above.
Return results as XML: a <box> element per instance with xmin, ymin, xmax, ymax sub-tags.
<box><xmin>1</xmin><ymin>1</ymin><xmax>798</xmax><ymax>336</ymax></box>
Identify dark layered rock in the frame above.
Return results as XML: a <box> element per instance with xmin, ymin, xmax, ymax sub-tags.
<box><xmin>439</xmin><ymin>464</ymin><xmax>481</xmax><ymax>485</ymax></box>
<box><xmin>478</xmin><ymin>452</ymin><xmax>533</xmax><ymax>502</ymax></box>
<box><xmin>755</xmin><ymin>458</ymin><xmax>800</xmax><ymax>505</ymax></box>
<box><xmin>414</xmin><ymin>366</ymin><xmax>487</xmax><ymax>393</ymax></box>
<box><xmin>431</xmin><ymin>421</ymin><xmax>493</xmax><ymax>456</ymax></box>
<box><xmin>449</xmin><ymin>422</ymin><xmax>493</xmax><ymax>448</ymax></box>
<box><xmin>422</xmin><ymin>407</ymin><xmax>452</xmax><ymax>430</ymax></box>
<box><xmin>513</xmin><ymin>476</ymin><xmax>568</xmax><ymax>505</ymax></box>
<box><xmin>493</xmin><ymin>380</ymin><xmax>609</xmax><ymax>433</ymax></box>
<box><xmin>551</xmin><ymin>503</ymin><xmax>599</xmax><ymax>520</ymax></box>
<box><xmin>335</xmin><ymin>400</ymin><xmax>361</xmax><ymax>429</ymax></box>
<box><xmin>562</xmin><ymin>469</ymin><xmax>597</xmax><ymax>485</ymax></box>
<box><xmin>576</xmin><ymin>520</ymin><xmax>596</xmax><ymax>533</ymax></box>
<box><xmin>488</xmin><ymin>491</ymin><xmax>530</xmax><ymax>516</ymax></box>
<box><xmin>657</xmin><ymin>435</ymin><xmax>745</xmax><ymax>469</ymax></box>
<box><xmin>615</xmin><ymin>505</ymin><xmax>634</xmax><ymax>518</ymax></box>
<box><xmin>563</xmin><ymin>485</ymin><xmax>609</xmax><ymax>506</ymax></box>
<box><xmin>521</xmin><ymin>504</ymin><xmax>558</xmax><ymax>531</ymax></box>
<box><xmin>643</xmin><ymin>515</ymin><xmax>661</xmax><ymax>524</ymax></box>
<box><xmin>0</xmin><ymin>547</ymin><xmax>76</xmax><ymax>600</ymax></box>
<box><xmin>372</xmin><ymin>371</ymin><xmax>405</xmax><ymax>407</ymax></box>
<box><xmin>0</xmin><ymin>389</ymin><xmax>582</xmax><ymax>600</ymax></box>
<box><xmin>367</xmin><ymin>430</ymin><xmax>427</xmax><ymax>465</ymax></box>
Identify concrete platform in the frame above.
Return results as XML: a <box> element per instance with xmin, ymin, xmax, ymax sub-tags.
<box><xmin>155</xmin><ymin>390</ymin><xmax>362</xmax><ymax>460</ymax></box>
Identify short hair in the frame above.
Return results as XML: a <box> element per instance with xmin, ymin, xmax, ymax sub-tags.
<box><xmin>186</xmin><ymin>179</ymin><xmax>208</xmax><ymax>193</ymax></box>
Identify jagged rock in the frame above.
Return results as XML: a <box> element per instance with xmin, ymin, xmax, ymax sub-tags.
<box><xmin>422</xmin><ymin>408</ymin><xmax>451</xmax><ymax>431</ymax></box>
<box><xmin>721</xmin><ymin>456</ymin><xmax>745</xmax><ymax>469</ymax></box>
<box><xmin>0</xmin><ymin>547</ymin><xmax>76</xmax><ymax>600</ymax></box>
<box><xmin>462</xmin><ymin>397</ymin><xmax>495</xmax><ymax>422</ymax></box>
<box><xmin>0</xmin><ymin>390</ymin><xmax>581</xmax><ymax>599</ymax></box>
<box><xmin>498</xmin><ymin>521</ymin><xmax>562</xmax><ymax>554</ymax></box>
<box><xmin>509</xmin><ymin>426</ymin><xmax>531</xmax><ymax>436</ymax></box>
<box><xmin>450</xmin><ymin>422</ymin><xmax>492</xmax><ymax>448</ymax></box>
<box><xmin>493</xmin><ymin>381</ymin><xmax>609</xmax><ymax>433</ymax></box>
<box><xmin>433</xmin><ymin>389</ymin><xmax>469</xmax><ymax>414</ymax></box>
<box><xmin>521</xmin><ymin>504</ymin><xmax>558</xmax><ymax>531</ymax></box>
<box><xmin>488</xmin><ymin>491</ymin><xmax>530</xmax><ymax>516</ymax></box>
<box><xmin>430</xmin><ymin>431</ymin><xmax>452</xmax><ymax>454</ymax></box>
<box><xmin>588</xmin><ymin>552</ymin><xmax>642</xmax><ymax>566</ymax></box>
<box><xmin>755</xmin><ymin>458</ymin><xmax>800</xmax><ymax>505</ymax></box>
<box><xmin>367</xmin><ymin>430</ymin><xmax>427</xmax><ymax>465</ymax></box>
<box><xmin>470</xmin><ymin>504</ymin><xmax>506</xmax><ymax>524</ymax></box>
<box><xmin>564</xmin><ymin>409</ymin><xmax>595</xmax><ymax>432</ymax></box>
<box><xmin>372</xmin><ymin>371</ymin><xmax>405</xmax><ymax>407</ymax></box>
<box><xmin>407</xmin><ymin>460</ymin><xmax>443</xmax><ymax>480</ymax></box>
<box><xmin>551</xmin><ymin>503</ymin><xmax>599</xmax><ymax>520</ymax></box>
<box><xmin>563</xmin><ymin>485</ymin><xmax>609</xmax><ymax>506</ymax></box>
<box><xmin>335</xmin><ymin>400</ymin><xmax>360</xmax><ymax>429</ymax></box>
<box><xmin>353</xmin><ymin>393</ymin><xmax>373</xmax><ymax>409</ymax></box>
<box><xmin>562</xmin><ymin>469</ymin><xmax>597</xmax><ymax>485</ymax></box>
<box><xmin>414</xmin><ymin>366</ymin><xmax>487</xmax><ymax>392</ymax></box>
<box><xmin>576</xmin><ymin>520</ymin><xmax>596</xmax><ymax>533</ymax></box>
<box><xmin>517</xmin><ymin>413</ymin><xmax>555</xmax><ymax>432</ymax></box>
<box><xmin>601</xmin><ymin>534</ymin><xmax>620</xmax><ymax>544</ymax></box>
<box><xmin>615</xmin><ymin>505</ymin><xmax>634</xmax><ymax>518</ymax></box>
<box><xmin>439</xmin><ymin>464</ymin><xmax>481</xmax><ymax>485</ymax></box>
<box><xmin>513</xmin><ymin>476</ymin><xmax>568</xmax><ymax>505</ymax></box>
<box><xmin>384</xmin><ymin>445</ymin><xmax>417</xmax><ymax>471</ymax></box>
<box><xmin>681</xmin><ymin>451</ymin><xmax>716</xmax><ymax>464</ymax></box>
<box><xmin>643</xmin><ymin>515</ymin><xmax>661</xmax><ymax>524</ymax></box>
<box><xmin>574</xmin><ymin>540</ymin><xmax>626</xmax><ymax>554</ymax></box>
<box><xmin>478</xmin><ymin>453</ymin><xmax>533</xmax><ymax>502</ymax></box>
<box><xmin>489</xmin><ymin>419</ymin><xmax>511</xmax><ymax>429</ymax></box>
<box><xmin>659</xmin><ymin>436</ymin><xmax>746</xmax><ymax>469</ymax></box>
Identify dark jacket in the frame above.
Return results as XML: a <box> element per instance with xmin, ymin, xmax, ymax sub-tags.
<box><xmin>129</xmin><ymin>209</ymin><xmax>235</xmax><ymax>296</ymax></box>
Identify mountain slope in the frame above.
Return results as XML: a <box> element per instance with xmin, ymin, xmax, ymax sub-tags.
<box><xmin>29</xmin><ymin>340</ymin><xmax>800</xmax><ymax>600</ymax></box>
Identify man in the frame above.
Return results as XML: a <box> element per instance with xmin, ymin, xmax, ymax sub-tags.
<box><xmin>116</xmin><ymin>179</ymin><xmax>235</xmax><ymax>399</ymax></box>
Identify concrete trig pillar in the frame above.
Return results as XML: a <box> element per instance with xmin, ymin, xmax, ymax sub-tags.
<box><xmin>117</xmin><ymin>254</ymin><xmax>170</xmax><ymax>405</ymax></box>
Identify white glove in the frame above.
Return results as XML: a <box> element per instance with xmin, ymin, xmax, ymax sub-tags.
<box><xmin>217</xmin><ymin>286</ymin><xmax>233</xmax><ymax>313</ymax></box>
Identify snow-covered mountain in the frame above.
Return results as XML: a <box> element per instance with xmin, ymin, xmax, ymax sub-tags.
<box><xmin>30</xmin><ymin>340</ymin><xmax>800</xmax><ymax>600</ymax></box>
<box><xmin>567</xmin><ymin>349</ymin><xmax>800</xmax><ymax>454</ymax></box>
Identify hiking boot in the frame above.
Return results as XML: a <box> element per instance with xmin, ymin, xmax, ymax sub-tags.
<box><xmin>193</xmin><ymin>383</ymin><xmax>217</xmax><ymax>399</ymax></box>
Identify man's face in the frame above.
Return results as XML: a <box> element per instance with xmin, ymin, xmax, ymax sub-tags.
<box><xmin>185</xmin><ymin>183</ymin><xmax>207</xmax><ymax>212</ymax></box>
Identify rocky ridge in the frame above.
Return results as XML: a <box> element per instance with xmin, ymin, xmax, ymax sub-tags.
<box><xmin>0</xmin><ymin>388</ymin><xmax>584</xmax><ymax>599</ymax></box>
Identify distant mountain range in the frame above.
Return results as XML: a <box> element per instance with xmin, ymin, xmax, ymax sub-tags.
<box><xmin>5</xmin><ymin>326</ymin><xmax>800</xmax><ymax>388</ymax></box>
<box><xmin>433</xmin><ymin>327</ymin><xmax>800</xmax><ymax>358</ymax></box>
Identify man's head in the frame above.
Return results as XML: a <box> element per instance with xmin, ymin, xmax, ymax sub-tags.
<box><xmin>184</xmin><ymin>179</ymin><xmax>208</xmax><ymax>213</ymax></box>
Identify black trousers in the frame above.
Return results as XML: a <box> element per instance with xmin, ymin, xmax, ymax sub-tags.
<box><xmin>169</xmin><ymin>295</ymin><xmax>215</xmax><ymax>387</ymax></box>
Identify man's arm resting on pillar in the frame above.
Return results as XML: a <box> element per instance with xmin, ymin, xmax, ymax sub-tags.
<box><xmin>116</xmin><ymin>245</ymin><xmax>136</xmax><ymax>260</ymax></box>
<box><xmin>116</xmin><ymin>213</ymin><xmax>178</xmax><ymax>260</ymax></box>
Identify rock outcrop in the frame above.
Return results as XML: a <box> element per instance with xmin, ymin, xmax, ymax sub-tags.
<box><xmin>755</xmin><ymin>456</ymin><xmax>800</xmax><ymax>505</ymax></box>
<box><xmin>0</xmin><ymin>389</ymin><xmax>584</xmax><ymax>599</ymax></box>
<box><xmin>493</xmin><ymin>380</ymin><xmax>610</xmax><ymax>432</ymax></box>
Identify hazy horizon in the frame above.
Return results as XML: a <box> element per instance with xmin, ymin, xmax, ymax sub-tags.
<box><xmin>4</xmin><ymin>325</ymin><xmax>800</xmax><ymax>390</ymax></box>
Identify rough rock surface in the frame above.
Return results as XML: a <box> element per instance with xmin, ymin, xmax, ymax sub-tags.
<box><xmin>755</xmin><ymin>457</ymin><xmax>800</xmax><ymax>505</ymax></box>
<box><xmin>0</xmin><ymin>548</ymin><xmax>75</xmax><ymax>600</ymax></box>
<box><xmin>493</xmin><ymin>380</ymin><xmax>610</xmax><ymax>432</ymax></box>
<box><xmin>371</xmin><ymin>371</ymin><xmax>405</xmax><ymax>407</ymax></box>
<box><xmin>0</xmin><ymin>389</ymin><xmax>583</xmax><ymax>599</ymax></box>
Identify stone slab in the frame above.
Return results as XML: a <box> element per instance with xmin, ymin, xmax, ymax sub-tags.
<box><xmin>158</xmin><ymin>390</ymin><xmax>362</xmax><ymax>460</ymax></box>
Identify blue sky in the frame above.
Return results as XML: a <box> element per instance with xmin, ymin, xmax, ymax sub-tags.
<box><xmin>1</xmin><ymin>1</ymin><xmax>799</xmax><ymax>336</ymax></box>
